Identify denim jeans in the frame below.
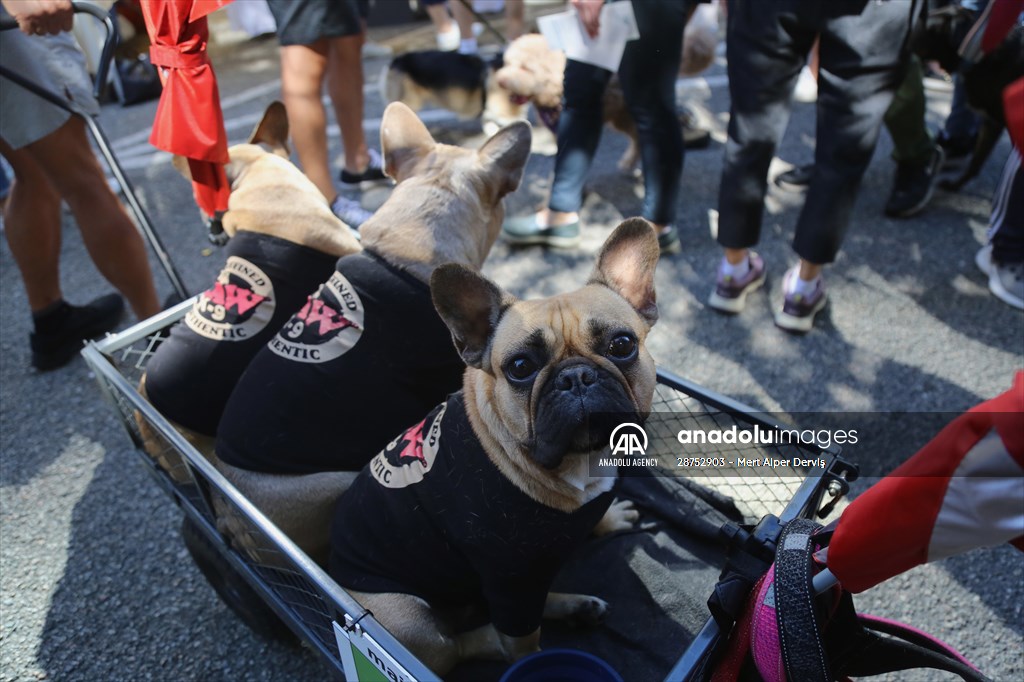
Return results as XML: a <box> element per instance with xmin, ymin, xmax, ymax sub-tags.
<box><xmin>548</xmin><ymin>0</ymin><xmax>686</xmax><ymax>226</ymax></box>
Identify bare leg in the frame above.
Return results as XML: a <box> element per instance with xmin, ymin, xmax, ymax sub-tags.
<box><xmin>504</xmin><ymin>0</ymin><xmax>524</xmax><ymax>40</ymax></box>
<box><xmin>4</xmin><ymin>118</ymin><xmax>160</xmax><ymax>319</ymax></box>
<box><xmin>327</xmin><ymin>33</ymin><xmax>370</xmax><ymax>175</ymax></box>
<box><xmin>725</xmin><ymin>247</ymin><xmax>749</xmax><ymax>265</ymax></box>
<box><xmin>1</xmin><ymin>137</ymin><xmax>64</xmax><ymax>312</ymax></box>
<box><xmin>279</xmin><ymin>40</ymin><xmax>335</xmax><ymax>201</ymax></box>
<box><xmin>798</xmin><ymin>259</ymin><xmax>822</xmax><ymax>281</ymax></box>
<box><xmin>451</xmin><ymin>0</ymin><xmax>475</xmax><ymax>40</ymax></box>
<box><xmin>424</xmin><ymin>2</ymin><xmax>454</xmax><ymax>35</ymax></box>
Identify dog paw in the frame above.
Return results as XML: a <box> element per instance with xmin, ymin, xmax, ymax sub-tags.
<box><xmin>569</xmin><ymin>595</ymin><xmax>609</xmax><ymax>627</ymax></box>
<box><xmin>593</xmin><ymin>498</ymin><xmax>639</xmax><ymax>536</ymax></box>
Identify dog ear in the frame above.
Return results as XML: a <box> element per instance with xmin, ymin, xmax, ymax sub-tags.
<box><xmin>589</xmin><ymin>218</ymin><xmax>660</xmax><ymax>327</ymax></box>
<box><xmin>248</xmin><ymin>101</ymin><xmax>290</xmax><ymax>157</ymax></box>
<box><xmin>431</xmin><ymin>264</ymin><xmax>514</xmax><ymax>370</ymax></box>
<box><xmin>380</xmin><ymin>102</ymin><xmax>436</xmax><ymax>182</ymax></box>
<box><xmin>477</xmin><ymin>120</ymin><xmax>532</xmax><ymax>195</ymax></box>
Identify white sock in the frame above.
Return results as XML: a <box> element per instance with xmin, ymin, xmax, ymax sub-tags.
<box><xmin>788</xmin><ymin>272</ymin><xmax>819</xmax><ymax>297</ymax></box>
<box><xmin>458</xmin><ymin>38</ymin><xmax>478</xmax><ymax>54</ymax></box>
<box><xmin>720</xmin><ymin>256</ymin><xmax>750</xmax><ymax>279</ymax></box>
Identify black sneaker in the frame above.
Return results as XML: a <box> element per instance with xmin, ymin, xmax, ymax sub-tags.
<box><xmin>884</xmin><ymin>145</ymin><xmax>945</xmax><ymax>218</ymax></box>
<box><xmin>338</xmin><ymin>148</ymin><xmax>389</xmax><ymax>190</ymax></box>
<box><xmin>658</xmin><ymin>226</ymin><xmax>682</xmax><ymax>255</ymax></box>
<box><xmin>774</xmin><ymin>164</ymin><xmax>814</xmax><ymax>191</ymax></box>
<box><xmin>30</xmin><ymin>294</ymin><xmax>125</xmax><ymax>370</ymax></box>
<box><xmin>936</xmin><ymin>129</ymin><xmax>976</xmax><ymax>168</ymax></box>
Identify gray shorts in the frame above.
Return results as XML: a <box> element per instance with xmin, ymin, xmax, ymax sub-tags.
<box><xmin>266</xmin><ymin>0</ymin><xmax>368</xmax><ymax>46</ymax></box>
<box><xmin>0</xmin><ymin>28</ymin><xmax>98</xmax><ymax>149</ymax></box>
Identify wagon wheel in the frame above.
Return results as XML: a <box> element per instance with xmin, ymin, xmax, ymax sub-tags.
<box><xmin>180</xmin><ymin>516</ymin><xmax>298</xmax><ymax>646</ymax></box>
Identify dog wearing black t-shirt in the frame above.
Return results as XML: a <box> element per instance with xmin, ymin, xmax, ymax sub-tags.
<box><xmin>211</xmin><ymin>103</ymin><xmax>532</xmax><ymax>563</ymax></box>
<box><xmin>137</xmin><ymin>102</ymin><xmax>362</xmax><ymax>477</ymax></box>
<box><xmin>329</xmin><ymin>219</ymin><xmax>660</xmax><ymax>675</ymax></box>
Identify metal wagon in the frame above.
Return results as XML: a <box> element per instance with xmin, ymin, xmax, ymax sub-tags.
<box><xmin>81</xmin><ymin>302</ymin><xmax>856</xmax><ymax>681</ymax></box>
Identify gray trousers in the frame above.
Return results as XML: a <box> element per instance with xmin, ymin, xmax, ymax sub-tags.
<box><xmin>717</xmin><ymin>0</ymin><xmax>923</xmax><ymax>264</ymax></box>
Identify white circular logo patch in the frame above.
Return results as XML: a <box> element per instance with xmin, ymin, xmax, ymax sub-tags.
<box><xmin>369</xmin><ymin>402</ymin><xmax>447</xmax><ymax>489</ymax></box>
<box><xmin>186</xmin><ymin>256</ymin><xmax>275</xmax><ymax>342</ymax></box>
<box><xmin>267</xmin><ymin>270</ymin><xmax>365</xmax><ymax>364</ymax></box>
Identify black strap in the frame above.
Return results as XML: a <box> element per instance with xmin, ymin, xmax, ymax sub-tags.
<box><xmin>823</xmin><ymin>592</ymin><xmax>993</xmax><ymax>682</ymax></box>
<box><xmin>773</xmin><ymin>518</ymin><xmax>831</xmax><ymax>682</ymax></box>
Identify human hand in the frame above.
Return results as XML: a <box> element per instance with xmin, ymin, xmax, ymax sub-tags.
<box><xmin>570</xmin><ymin>0</ymin><xmax>602</xmax><ymax>39</ymax></box>
<box><xmin>2</xmin><ymin>0</ymin><xmax>73</xmax><ymax>36</ymax></box>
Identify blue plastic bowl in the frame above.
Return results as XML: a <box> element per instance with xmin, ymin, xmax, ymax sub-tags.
<box><xmin>499</xmin><ymin>649</ymin><xmax>625</xmax><ymax>682</ymax></box>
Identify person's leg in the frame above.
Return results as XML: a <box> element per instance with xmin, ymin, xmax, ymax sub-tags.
<box><xmin>450</xmin><ymin>0</ymin><xmax>478</xmax><ymax>54</ymax></box>
<box><xmin>504</xmin><ymin>0</ymin><xmax>524</xmax><ymax>41</ymax></box>
<box><xmin>278</xmin><ymin>40</ymin><xmax>333</xmax><ymax>200</ymax></box>
<box><xmin>546</xmin><ymin>60</ymin><xmax>612</xmax><ymax>220</ymax></box>
<box><xmin>16</xmin><ymin>117</ymin><xmax>160</xmax><ymax>319</ymax></box>
<box><xmin>979</xmin><ymin>148</ymin><xmax>1024</xmax><ymax>309</ymax></box>
<box><xmin>717</xmin><ymin>0</ymin><xmax>812</xmax><ymax>260</ymax></box>
<box><xmin>884</xmin><ymin>56</ymin><xmax>934</xmax><ymax>166</ymax></box>
<box><xmin>617</xmin><ymin>0</ymin><xmax>686</xmax><ymax>233</ymax></box>
<box><xmin>502</xmin><ymin>59</ymin><xmax>609</xmax><ymax>246</ymax></box>
<box><xmin>792</xmin><ymin>0</ymin><xmax>915</xmax><ymax>266</ymax></box>
<box><xmin>326</xmin><ymin>32</ymin><xmax>371</xmax><ymax>177</ymax></box>
<box><xmin>0</xmin><ymin>138</ymin><xmax>64</xmax><ymax>313</ymax></box>
<box><xmin>882</xmin><ymin>54</ymin><xmax>943</xmax><ymax>218</ymax></box>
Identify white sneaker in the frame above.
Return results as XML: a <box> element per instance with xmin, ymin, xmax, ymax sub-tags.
<box><xmin>437</xmin><ymin>23</ymin><xmax>460</xmax><ymax>52</ymax></box>
<box><xmin>794</xmin><ymin>65</ymin><xmax>817</xmax><ymax>103</ymax></box>
<box><xmin>976</xmin><ymin>245</ymin><xmax>1024</xmax><ymax>310</ymax></box>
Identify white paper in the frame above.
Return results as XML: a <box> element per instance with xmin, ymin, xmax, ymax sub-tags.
<box><xmin>537</xmin><ymin>1</ymin><xmax>640</xmax><ymax>73</ymax></box>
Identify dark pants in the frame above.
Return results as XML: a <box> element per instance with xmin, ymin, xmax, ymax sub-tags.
<box><xmin>717</xmin><ymin>0</ymin><xmax>921</xmax><ymax>264</ymax></box>
<box><xmin>990</xmin><ymin>149</ymin><xmax>1024</xmax><ymax>264</ymax></box>
<box><xmin>548</xmin><ymin>0</ymin><xmax>686</xmax><ymax>226</ymax></box>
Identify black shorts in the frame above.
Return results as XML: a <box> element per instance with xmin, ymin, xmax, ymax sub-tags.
<box><xmin>267</xmin><ymin>0</ymin><xmax>369</xmax><ymax>46</ymax></box>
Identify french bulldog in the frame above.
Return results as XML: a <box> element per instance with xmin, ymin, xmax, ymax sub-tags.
<box><xmin>211</xmin><ymin>102</ymin><xmax>532</xmax><ymax>564</ymax></box>
<box><xmin>328</xmin><ymin>218</ymin><xmax>660</xmax><ymax>675</ymax></box>
<box><xmin>137</xmin><ymin>101</ymin><xmax>362</xmax><ymax>473</ymax></box>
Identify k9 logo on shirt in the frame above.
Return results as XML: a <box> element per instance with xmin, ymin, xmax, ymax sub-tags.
<box><xmin>268</xmin><ymin>270</ymin><xmax>365</xmax><ymax>364</ymax></box>
<box><xmin>186</xmin><ymin>256</ymin><xmax>275</xmax><ymax>342</ymax></box>
<box><xmin>370</xmin><ymin>402</ymin><xmax>446</xmax><ymax>489</ymax></box>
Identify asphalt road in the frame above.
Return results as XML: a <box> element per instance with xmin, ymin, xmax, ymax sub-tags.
<box><xmin>1</xmin><ymin>9</ymin><xmax>1022</xmax><ymax>682</ymax></box>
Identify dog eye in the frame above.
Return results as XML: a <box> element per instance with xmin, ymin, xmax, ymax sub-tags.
<box><xmin>505</xmin><ymin>356</ymin><xmax>538</xmax><ymax>382</ymax></box>
<box><xmin>607</xmin><ymin>334</ymin><xmax>637</xmax><ymax>360</ymax></box>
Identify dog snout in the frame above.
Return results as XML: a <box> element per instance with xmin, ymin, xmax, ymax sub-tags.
<box><xmin>555</xmin><ymin>365</ymin><xmax>597</xmax><ymax>393</ymax></box>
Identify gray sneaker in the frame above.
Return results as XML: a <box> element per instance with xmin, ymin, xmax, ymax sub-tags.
<box><xmin>331</xmin><ymin>195</ymin><xmax>373</xmax><ymax>230</ymax></box>
<box><xmin>708</xmin><ymin>252</ymin><xmax>766</xmax><ymax>313</ymax></box>
<box><xmin>774</xmin><ymin>267</ymin><xmax>827</xmax><ymax>333</ymax></box>
<box><xmin>977</xmin><ymin>245</ymin><xmax>1024</xmax><ymax>310</ymax></box>
<box><xmin>502</xmin><ymin>213</ymin><xmax>581</xmax><ymax>248</ymax></box>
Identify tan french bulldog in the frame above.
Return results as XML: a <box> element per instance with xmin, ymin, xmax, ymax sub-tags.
<box><xmin>211</xmin><ymin>102</ymin><xmax>533</xmax><ymax>563</ymax></box>
<box><xmin>137</xmin><ymin>102</ymin><xmax>361</xmax><ymax>475</ymax></box>
<box><xmin>328</xmin><ymin>218</ymin><xmax>660</xmax><ymax>675</ymax></box>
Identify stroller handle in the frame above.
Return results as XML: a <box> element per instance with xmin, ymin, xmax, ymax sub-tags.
<box><xmin>0</xmin><ymin>1</ymin><xmax>117</xmax><ymax>101</ymax></box>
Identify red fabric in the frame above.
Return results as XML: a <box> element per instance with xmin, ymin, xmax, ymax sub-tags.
<box><xmin>140</xmin><ymin>0</ymin><xmax>231</xmax><ymax>216</ymax></box>
<box><xmin>829</xmin><ymin>372</ymin><xmax>1024</xmax><ymax>593</ymax></box>
<box><xmin>1005</xmin><ymin>77</ymin><xmax>1024</xmax><ymax>155</ymax></box>
<box><xmin>981</xmin><ymin>0</ymin><xmax>1024</xmax><ymax>54</ymax></box>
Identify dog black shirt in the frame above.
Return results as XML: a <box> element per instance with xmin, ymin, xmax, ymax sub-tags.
<box><xmin>144</xmin><ymin>231</ymin><xmax>338</xmax><ymax>436</ymax></box>
<box><xmin>216</xmin><ymin>250</ymin><xmax>465</xmax><ymax>474</ymax></box>
<box><xmin>329</xmin><ymin>392</ymin><xmax>614</xmax><ymax>638</ymax></box>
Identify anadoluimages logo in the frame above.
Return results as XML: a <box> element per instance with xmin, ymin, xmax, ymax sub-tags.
<box><xmin>186</xmin><ymin>256</ymin><xmax>274</xmax><ymax>342</ymax></box>
<box><xmin>609</xmin><ymin>422</ymin><xmax>648</xmax><ymax>456</ymax></box>
<box><xmin>268</xmin><ymin>270</ymin><xmax>365</xmax><ymax>363</ymax></box>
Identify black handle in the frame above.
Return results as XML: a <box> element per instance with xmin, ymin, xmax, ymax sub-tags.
<box><xmin>0</xmin><ymin>1</ymin><xmax>119</xmax><ymax>100</ymax></box>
